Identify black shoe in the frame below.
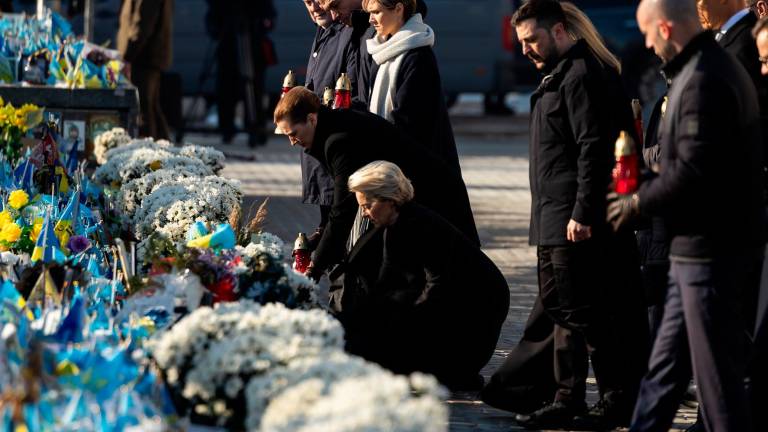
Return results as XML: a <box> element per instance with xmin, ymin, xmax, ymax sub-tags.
<box><xmin>515</xmin><ymin>400</ymin><xmax>586</xmax><ymax>429</ymax></box>
<box><xmin>575</xmin><ymin>396</ymin><xmax>633</xmax><ymax>429</ymax></box>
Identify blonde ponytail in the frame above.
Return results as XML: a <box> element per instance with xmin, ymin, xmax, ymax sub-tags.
<box><xmin>560</xmin><ymin>2</ymin><xmax>622</xmax><ymax>74</ymax></box>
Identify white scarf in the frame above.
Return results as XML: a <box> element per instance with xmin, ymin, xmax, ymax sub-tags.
<box><xmin>366</xmin><ymin>14</ymin><xmax>434</xmax><ymax>121</ymax></box>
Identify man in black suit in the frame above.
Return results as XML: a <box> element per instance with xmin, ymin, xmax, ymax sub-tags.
<box><xmin>273</xmin><ymin>86</ymin><xmax>479</xmax><ymax>282</ymax></box>
<box><xmin>610</xmin><ymin>0</ymin><xmax>766</xmax><ymax>430</ymax></box>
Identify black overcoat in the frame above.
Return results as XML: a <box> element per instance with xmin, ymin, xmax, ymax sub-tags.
<box><xmin>307</xmin><ymin>106</ymin><xmax>479</xmax><ymax>273</ymax></box>
<box><xmin>638</xmin><ymin>32</ymin><xmax>765</xmax><ymax>258</ymax></box>
<box><xmin>528</xmin><ymin>40</ymin><xmax>635</xmax><ymax>246</ymax></box>
<box><xmin>718</xmin><ymin>11</ymin><xmax>768</xmax><ymax>193</ymax></box>
<box><xmin>334</xmin><ymin>202</ymin><xmax>509</xmax><ymax>384</ymax></box>
<box><xmin>301</xmin><ymin>23</ymin><xmax>354</xmax><ymax>206</ymax></box>
<box><xmin>364</xmin><ymin>46</ymin><xmax>461</xmax><ymax>174</ymax></box>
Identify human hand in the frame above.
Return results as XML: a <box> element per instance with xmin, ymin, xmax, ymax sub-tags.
<box><xmin>606</xmin><ymin>192</ymin><xmax>640</xmax><ymax>232</ymax></box>
<box><xmin>566</xmin><ymin>219</ymin><xmax>592</xmax><ymax>242</ymax></box>
<box><xmin>305</xmin><ymin>262</ymin><xmax>323</xmax><ymax>282</ymax></box>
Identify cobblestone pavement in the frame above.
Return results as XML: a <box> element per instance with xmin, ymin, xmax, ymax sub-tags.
<box><xmin>188</xmin><ymin>116</ymin><xmax>696</xmax><ymax>431</ymax></box>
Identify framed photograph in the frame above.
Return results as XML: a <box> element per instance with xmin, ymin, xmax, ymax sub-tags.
<box><xmin>88</xmin><ymin>113</ymin><xmax>121</xmax><ymax>157</ymax></box>
<box><xmin>62</xmin><ymin>120</ymin><xmax>86</xmax><ymax>153</ymax></box>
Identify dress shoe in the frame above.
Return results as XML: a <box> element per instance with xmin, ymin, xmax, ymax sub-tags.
<box><xmin>515</xmin><ymin>400</ymin><xmax>586</xmax><ymax>429</ymax></box>
<box><xmin>575</xmin><ymin>396</ymin><xmax>633</xmax><ymax>429</ymax></box>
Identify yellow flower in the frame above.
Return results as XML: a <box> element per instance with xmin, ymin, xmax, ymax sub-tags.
<box><xmin>8</xmin><ymin>190</ymin><xmax>29</xmax><ymax>209</ymax></box>
<box><xmin>0</xmin><ymin>211</ymin><xmax>11</xmax><ymax>230</ymax></box>
<box><xmin>0</xmin><ymin>104</ymin><xmax>15</xmax><ymax>127</ymax></box>
<box><xmin>0</xmin><ymin>223</ymin><xmax>22</xmax><ymax>243</ymax></box>
<box><xmin>17</xmin><ymin>104</ymin><xmax>43</xmax><ymax>131</ymax></box>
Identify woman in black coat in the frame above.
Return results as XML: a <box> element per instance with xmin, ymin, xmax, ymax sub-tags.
<box><xmin>334</xmin><ymin>160</ymin><xmax>510</xmax><ymax>390</ymax></box>
<box><xmin>361</xmin><ymin>0</ymin><xmax>460</xmax><ymax>173</ymax></box>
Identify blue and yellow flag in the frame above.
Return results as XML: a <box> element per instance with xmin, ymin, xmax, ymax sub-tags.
<box><xmin>31</xmin><ymin>212</ymin><xmax>65</xmax><ymax>263</ymax></box>
<box><xmin>0</xmin><ymin>279</ymin><xmax>33</xmax><ymax>320</ymax></box>
<box><xmin>55</xmin><ymin>191</ymin><xmax>80</xmax><ymax>248</ymax></box>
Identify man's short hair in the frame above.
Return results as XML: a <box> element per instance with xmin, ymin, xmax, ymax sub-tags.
<box><xmin>655</xmin><ymin>0</ymin><xmax>699</xmax><ymax>24</ymax></box>
<box><xmin>754</xmin><ymin>16</ymin><xmax>768</xmax><ymax>37</ymax></box>
<box><xmin>512</xmin><ymin>0</ymin><xmax>566</xmax><ymax>29</ymax></box>
<box><xmin>273</xmin><ymin>86</ymin><xmax>321</xmax><ymax>125</ymax></box>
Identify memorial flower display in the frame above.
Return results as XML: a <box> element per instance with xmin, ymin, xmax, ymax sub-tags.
<box><xmin>0</xmin><ymin>117</ymin><xmax>448</xmax><ymax>431</ymax></box>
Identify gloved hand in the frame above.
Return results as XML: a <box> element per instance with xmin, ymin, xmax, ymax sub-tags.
<box><xmin>606</xmin><ymin>192</ymin><xmax>640</xmax><ymax>232</ymax></box>
<box><xmin>305</xmin><ymin>262</ymin><xmax>323</xmax><ymax>283</ymax></box>
<box><xmin>307</xmin><ymin>226</ymin><xmax>324</xmax><ymax>251</ymax></box>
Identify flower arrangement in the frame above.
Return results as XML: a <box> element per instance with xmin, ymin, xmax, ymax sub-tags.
<box><xmin>175</xmin><ymin>144</ymin><xmax>225</xmax><ymax>174</ymax></box>
<box><xmin>93</xmin><ymin>147</ymin><xmax>213</xmax><ymax>188</ymax></box>
<box><xmin>117</xmin><ymin>166</ymin><xmax>216</xmax><ymax>221</ymax></box>
<box><xmin>93</xmin><ymin>127</ymin><xmax>131</xmax><ymax>164</ymax></box>
<box><xmin>132</xmin><ymin>176</ymin><xmax>242</xmax><ymax>241</ymax></box>
<box><xmin>0</xmin><ymin>190</ymin><xmax>42</xmax><ymax>254</ymax></box>
<box><xmin>259</xmin><ymin>367</ymin><xmax>448</xmax><ymax>432</ymax></box>
<box><xmin>0</xmin><ymin>99</ymin><xmax>44</xmax><ymax>162</ymax></box>
<box><xmin>141</xmin><ymin>227</ymin><xmax>317</xmax><ymax>308</ymax></box>
<box><xmin>146</xmin><ymin>301</ymin><xmax>345</xmax><ymax>429</ymax></box>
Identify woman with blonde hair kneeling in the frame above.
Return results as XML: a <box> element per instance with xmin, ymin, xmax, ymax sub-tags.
<box><xmin>333</xmin><ymin>160</ymin><xmax>510</xmax><ymax>390</ymax></box>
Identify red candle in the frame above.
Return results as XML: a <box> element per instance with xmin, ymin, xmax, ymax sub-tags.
<box><xmin>612</xmin><ymin>131</ymin><xmax>639</xmax><ymax>195</ymax></box>
<box><xmin>292</xmin><ymin>232</ymin><xmax>311</xmax><ymax>273</ymax></box>
<box><xmin>333</xmin><ymin>73</ymin><xmax>352</xmax><ymax>110</ymax></box>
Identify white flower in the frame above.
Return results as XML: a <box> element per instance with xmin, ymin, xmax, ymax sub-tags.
<box><xmin>258</xmin><ymin>362</ymin><xmax>448</xmax><ymax>432</ymax></box>
<box><xmin>177</xmin><ymin>144</ymin><xmax>226</xmax><ymax>174</ymax></box>
<box><xmin>93</xmin><ymin>127</ymin><xmax>132</xmax><ymax>164</ymax></box>
<box><xmin>147</xmin><ymin>302</ymin><xmax>344</xmax><ymax>425</ymax></box>
<box><xmin>132</xmin><ymin>176</ymin><xmax>242</xmax><ymax>241</ymax></box>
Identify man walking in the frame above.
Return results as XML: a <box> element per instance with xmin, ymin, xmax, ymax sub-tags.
<box><xmin>206</xmin><ymin>0</ymin><xmax>276</xmax><ymax>146</ymax></box>
<box><xmin>509</xmin><ymin>0</ymin><xmax>641</xmax><ymax>428</ymax></box>
<box><xmin>117</xmin><ymin>0</ymin><xmax>174</xmax><ymax>140</ymax></box>
<box><xmin>610</xmin><ymin>1</ymin><xmax>766</xmax><ymax>430</ymax></box>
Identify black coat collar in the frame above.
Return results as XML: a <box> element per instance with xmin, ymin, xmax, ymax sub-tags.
<box><xmin>536</xmin><ymin>39</ymin><xmax>589</xmax><ymax>92</ymax></box>
<box><xmin>307</xmin><ymin>106</ymin><xmax>333</xmax><ymax>162</ymax></box>
<box><xmin>718</xmin><ymin>11</ymin><xmax>756</xmax><ymax>49</ymax></box>
<box><xmin>662</xmin><ymin>31</ymin><xmax>714</xmax><ymax>79</ymax></box>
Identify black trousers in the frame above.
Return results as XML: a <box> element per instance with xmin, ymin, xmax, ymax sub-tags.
<box><xmin>216</xmin><ymin>32</ymin><xmax>267</xmax><ymax>140</ymax></box>
<box><xmin>132</xmin><ymin>66</ymin><xmax>169</xmax><ymax>140</ymax></box>
<box><xmin>538</xmin><ymin>241</ymin><xmax>627</xmax><ymax>403</ymax></box>
<box><xmin>630</xmin><ymin>251</ymin><xmax>762</xmax><ymax>432</ymax></box>
<box><xmin>750</xmin><ymin>243</ymin><xmax>768</xmax><ymax>432</ymax></box>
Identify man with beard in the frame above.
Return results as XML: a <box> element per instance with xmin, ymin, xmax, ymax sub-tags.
<box><xmin>609</xmin><ymin>1</ymin><xmax>765</xmax><ymax>430</ymax></box>
<box><xmin>507</xmin><ymin>0</ymin><xmax>641</xmax><ymax>428</ymax></box>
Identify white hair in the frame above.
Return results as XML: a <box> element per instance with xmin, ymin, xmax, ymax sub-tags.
<box><xmin>347</xmin><ymin>160</ymin><xmax>415</xmax><ymax>205</ymax></box>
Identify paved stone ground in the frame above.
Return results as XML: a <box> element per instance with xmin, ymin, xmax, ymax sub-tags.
<box><xmin>187</xmin><ymin>115</ymin><xmax>697</xmax><ymax>431</ymax></box>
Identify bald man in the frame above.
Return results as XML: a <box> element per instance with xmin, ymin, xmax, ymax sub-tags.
<box><xmin>749</xmin><ymin>0</ymin><xmax>768</xmax><ymax>19</ymax></box>
<box><xmin>610</xmin><ymin>1</ymin><xmax>766</xmax><ymax>430</ymax></box>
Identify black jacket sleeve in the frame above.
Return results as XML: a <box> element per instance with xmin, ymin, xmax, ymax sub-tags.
<box><xmin>638</xmin><ymin>76</ymin><xmax>729</xmax><ymax>215</ymax></box>
<box><xmin>562</xmin><ymin>74</ymin><xmax>609</xmax><ymax>225</ymax></box>
<box><xmin>312</xmin><ymin>135</ymin><xmax>363</xmax><ymax>272</ymax></box>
